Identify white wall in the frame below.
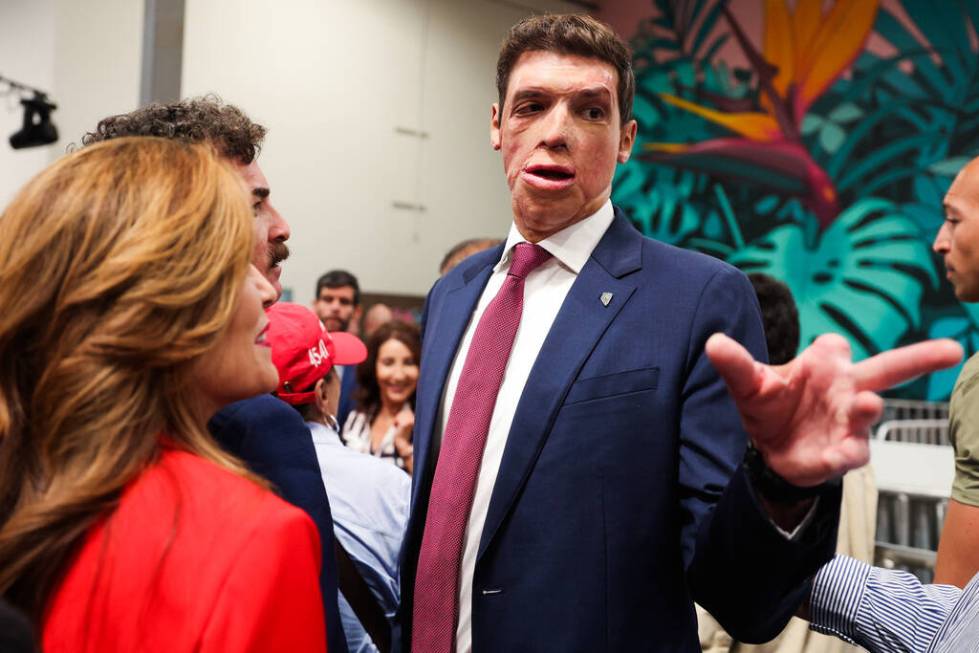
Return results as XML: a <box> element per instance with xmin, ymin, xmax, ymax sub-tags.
<box><xmin>0</xmin><ymin>0</ymin><xmax>143</xmax><ymax>208</ymax></box>
<box><xmin>0</xmin><ymin>0</ymin><xmax>56</xmax><ymax>208</ymax></box>
<box><xmin>183</xmin><ymin>0</ymin><xmax>583</xmax><ymax>302</ymax></box>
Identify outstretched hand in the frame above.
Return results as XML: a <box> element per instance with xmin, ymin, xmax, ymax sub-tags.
<box><xmin>706</xmin><ymin>333</ymin><xmax>963</xmax><ymax>487</ymax></box>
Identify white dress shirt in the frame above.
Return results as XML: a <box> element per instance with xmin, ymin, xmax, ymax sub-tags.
<box><xmin>438</xmin><ymin>201</ymin><xmax>615</xmax><ymax>653</ymax></box>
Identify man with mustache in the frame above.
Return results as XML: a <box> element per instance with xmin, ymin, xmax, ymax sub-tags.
<box><xmin>83</xmin><ymin>97</ymin><xmax>349</xmax><ymax>653</ymax></box>
<box><xmin>398</xmin><ymin>14</ymin><xmax>960</xmax><ymax>653</ymax></box>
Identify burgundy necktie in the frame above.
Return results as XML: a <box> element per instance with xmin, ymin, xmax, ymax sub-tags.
<box><xmin>412</xmin><ymin>242</ymin><xmax>552</xmax><ymax>652</ymax></box>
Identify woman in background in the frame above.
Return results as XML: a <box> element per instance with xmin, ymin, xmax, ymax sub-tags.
<box><xmin>0</xmin><ymin>138</ymin><xmax>326</xmax><ymax>652</ymax></box>
<box><xmin>342</xmin><ymin>321</ymin><xmax>420</xmax><ymax>473</ymax></box>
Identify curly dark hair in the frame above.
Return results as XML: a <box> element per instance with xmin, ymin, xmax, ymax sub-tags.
<box><xmin>354</xmin><ymin>320</ymin><xmax>421</xmax><ymax>418</ymax></box>
<box><xmin>81</xmin><ymin>95</ymin><xmax>266</xmax><ymax>163</ymax></box>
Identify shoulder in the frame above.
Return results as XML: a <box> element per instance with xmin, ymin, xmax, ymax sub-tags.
<box><xmin>45</xmin><ymin>449</ymin><xmax>317</xmax><ymax>647</ymax></box>
<box><xmin>953</xmin><ymin>352</ymin><xmax>979</xmax><ymax>404</ymax></box>
<box><xmin>140</xmin><ymin>449</ymin><xmax>309</xmax><ymax>530</ymax></box>
<box><xmin>426</xmin><ymin>245</ymin><xmax>502</xmax><ymax>303</ymax></box>
<box><xmin>640</xmin><ymin>233</ymin><xmax>745</xmax><ymax>290</ymax></box>
<box><xmin>211</xmin><ymin>394</ymin><xmax>306</xmax><ymax>435</ymax></box>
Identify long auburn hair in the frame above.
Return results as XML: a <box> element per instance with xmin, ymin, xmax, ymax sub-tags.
<box><xmin>0</xmin><ymin>137</ymin><xmax>256</xmax><ymax>620</ymax></box>
<box><xmin>354</xmin><ymin>320</ymin><xmax>421</xmax><ymax>419</ymax></box>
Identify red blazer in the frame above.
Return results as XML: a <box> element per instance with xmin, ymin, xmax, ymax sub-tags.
<box><xmin>43</xmin><ymin>446</ymin><xmax>327</xmax><ymax>652</ymax></box>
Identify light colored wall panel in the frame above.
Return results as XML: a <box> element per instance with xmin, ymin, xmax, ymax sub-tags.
<box><xmin>0</xmin><ymin>0</ymin><xmax>56</xmax><ymax>208</ymax></box>
<box><xmin>183</xmin><ymin>0</ymin><xmax>582</xmax><ymax>302</ymax></box>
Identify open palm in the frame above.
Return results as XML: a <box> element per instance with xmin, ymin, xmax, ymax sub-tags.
<box><xmin>706</xmin><ymin>333</ymin><xmax>963</xmax><ymax>487</ymax></box>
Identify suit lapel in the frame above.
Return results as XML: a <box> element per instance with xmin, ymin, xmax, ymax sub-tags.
<box><xmin>477</xmin><ymin>211</ymin><xmax>643</xmax><ymax>560</ymax></box>
<box><xmin>412</xmin><ymin>250</ymin><xmax>500</xmax><ymax>508</ymax></box>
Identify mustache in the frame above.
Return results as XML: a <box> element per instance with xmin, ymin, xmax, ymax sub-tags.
<box><xmin>269</xmin><ymin>241</ymin><xmax>290</xmax><ymax>267</ymax></box>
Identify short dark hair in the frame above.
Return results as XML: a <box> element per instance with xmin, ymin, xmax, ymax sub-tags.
<box><xmin>82</xmin><ymin>95</ymin><xmax>266</xmax><ymax>164</ymax></box>
<box><xmin>354</xmin><ymin>320</ymin><xmax>421</xmax><ymax>417</ymax></box>
<box><xmin>316</xmin><ymin>270</ymin><xmax>361</xmax><ymax>306</ymax></box>
<box><xmin>748</xmin><ymin>274</ymin><xmax>800</xmax><ymax>365</ymax></box>
<box><xmin>496</xmin><ymin>14</ymin><xmax>634</xmax><ymax>124</ymax></box>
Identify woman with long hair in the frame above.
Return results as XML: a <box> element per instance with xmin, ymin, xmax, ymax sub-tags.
<box><xmin>0</xmin><ymin>138</ymin><xmax>326</xmax><ymax>651</ymax></box>
<box><xmin>342</xmin><ymin>320</ymin><xmax>420</xmax><ymax>473</ymax></box>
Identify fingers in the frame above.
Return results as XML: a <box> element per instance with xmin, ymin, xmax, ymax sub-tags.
<box><xmin>849</xmin><ymin>391</ymin><xmax>883</xmax><ymax>436</ymax></box>
<box><xmin>705</xmin><ymin>333</ymin><xmax>765</xmax><ymax>399</ymax></box>
<box><xmin>823</xmin><ymin>437</ymin><xmax>870</xmax><ymax>476</ymax></box>
<box><xmin>852</xmin><ymin>339</ymin><xmax>963</xmax><ymax>392</ymax></box>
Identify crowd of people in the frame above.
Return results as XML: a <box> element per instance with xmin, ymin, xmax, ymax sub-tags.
<box><xmin>0</xmin><ymin>12</ymin><xmax>977</xmax><ymax>653</ymax></box>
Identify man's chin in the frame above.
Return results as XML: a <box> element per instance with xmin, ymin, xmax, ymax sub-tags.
<box><xmin>265</xmin><ymin>265</ymin><xmax>283</xmax><ymax>301</ymax></box>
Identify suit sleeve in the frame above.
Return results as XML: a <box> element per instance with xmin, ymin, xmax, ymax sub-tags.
<box><xmin>200</xmin><ymin>500</ymin><xmax>327</xmax><ymax>652</ymax></box>
<box><xmin>677</xmin><ymin>266</ymin><xmax>841</xmax><ymax>643</ymax></box>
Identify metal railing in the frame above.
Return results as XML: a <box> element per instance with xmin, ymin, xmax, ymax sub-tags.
<box><xmin>874</xmin><ymin>419</ymin><xmax>951</xmax><ymax>445</ymax></box>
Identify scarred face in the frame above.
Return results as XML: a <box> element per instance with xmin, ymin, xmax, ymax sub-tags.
<box><xmin>935</xmin><ymin>159</ymin><xmax>979</xmax><ymax>302</ymax></box>
<box><xmin>491</xmin><ymin>51</ymin><xmax>637</xmax><ymax>242</ymax></box>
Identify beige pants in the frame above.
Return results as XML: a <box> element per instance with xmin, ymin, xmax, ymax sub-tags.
<box><xmin>698</xmin><ymin>466</ymin><xmax>877</xmax><ymax>653</ymax></box>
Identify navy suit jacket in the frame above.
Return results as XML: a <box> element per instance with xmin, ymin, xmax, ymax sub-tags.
<box><xmin>399</xmin><ymin>209</ymin><xmax>841</xmax><ymax>652</ymax></box>
<box><xmin>336</xmin><ymin>364</ymin><xmax>359</xmax><ymax>431</ymax></box>
<box><xmin>210</xmin><ymin>395</ymin><xmax>348</xmax><ymax>653</ymax></box>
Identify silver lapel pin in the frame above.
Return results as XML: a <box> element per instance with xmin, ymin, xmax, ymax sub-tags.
<box><xmin>600</xmin><ymin>292</ymin><xmax>613</xmax><ymax>307</ymax></box>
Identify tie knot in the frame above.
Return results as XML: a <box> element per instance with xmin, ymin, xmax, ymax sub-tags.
<box><xmin>508</xmin><ymin>242</ymin><xmax>552</xmax><ymax>279</ymax></box>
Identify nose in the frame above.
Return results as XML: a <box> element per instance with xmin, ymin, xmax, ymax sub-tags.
<box><xmin>539</xmin><ymin>103</ymin><xmax>571</xmax><ymax>150</ymax></box>
<box><xmin>267</xmin><ymin>204</ymin><xmax>291</xmax><ymax>243</ymax></box>
<box><xmin>933</xmin><ymin>223</ymin><xmax>950</xmax><ymax>254</ymax></box>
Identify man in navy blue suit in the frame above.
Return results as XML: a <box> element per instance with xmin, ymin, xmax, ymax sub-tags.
<box><xmin>84</xmin><ymin>98</ymin><xmax>349</xmax><ymax>653</ymax></box>
<box><xmin>399</xmin><ymin>15</ymin><xmax>961</xmax><ymax>653</ymax></box>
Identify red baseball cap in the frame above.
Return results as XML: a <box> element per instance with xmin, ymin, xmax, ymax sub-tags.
<box><xmin>266</xmin><ymin>302</ymin><xmax>367</xmax><ymax>406</ymax></box>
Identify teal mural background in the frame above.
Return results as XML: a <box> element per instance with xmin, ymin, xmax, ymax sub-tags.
<box><xmin>611</xmin><ymin>0</ymin><xmax>979</xmax><ymax>399</ymax></box>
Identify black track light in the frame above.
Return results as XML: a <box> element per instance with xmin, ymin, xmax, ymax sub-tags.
<box><xmin>9</xmin><ymin>93</ymin><xmax>58</xmax><ymax>149</ymax></box>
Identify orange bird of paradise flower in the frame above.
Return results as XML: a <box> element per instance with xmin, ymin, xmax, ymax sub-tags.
<box><xmin>644</xmin><ymin>0</ymin><xmax>879</xmax><ymax>229</ymax></box>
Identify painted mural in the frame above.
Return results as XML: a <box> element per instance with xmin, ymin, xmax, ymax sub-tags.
<box><xmin>611</xmin><ymin>0</ymin><xmax>979</xmax><ymax>399</ymax></box>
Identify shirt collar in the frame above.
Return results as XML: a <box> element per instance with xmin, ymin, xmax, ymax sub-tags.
<box><xmin>494</xmin><ymin>200</ymin><xmax>614</xmax><ymax>275</ymax></box>
<box><xmin>307</xmin><ymin>419</ymin><xmax>342</xmax><ymax>446</ymax></box>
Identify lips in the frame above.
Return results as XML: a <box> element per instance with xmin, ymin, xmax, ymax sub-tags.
<box><xmin>255</xmin><ymin>323</ymin><xmax>270</xmax><ymax>347</ymax></box>
<box><xmin>523</xmin><ymin>163</ymin><xmax>576</xmax><ymax>191</ymax></box>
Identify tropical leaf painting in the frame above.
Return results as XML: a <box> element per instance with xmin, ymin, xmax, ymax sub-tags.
<box><xmin>613</xmin><ymin>0</ymin><xmax>979</xmax><ymax>399</ymax></box>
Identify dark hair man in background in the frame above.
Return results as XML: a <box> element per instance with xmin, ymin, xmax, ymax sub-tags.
<box><xmin>398</xmin><ymin>14</ymin><xmax>958</xmax><ymax>653</ymax></box>
<box><xmin>316</xmin><ymin>269</ymin><xmax>362</xmax><ymax>334</ymax></box>
<box><xmin>83</xmin><ymin>97</ymin><xmax>349</xmax><ymax>653</ymax></box>
<box><xmin>748</xmin><ymin>273</ymin><xmax>800</xmax><ymax>366</ymax></box>
<box><xmin>315</xmin><ymin>269</ymin><xmax>363</xmax><ymax>428</ymax></box>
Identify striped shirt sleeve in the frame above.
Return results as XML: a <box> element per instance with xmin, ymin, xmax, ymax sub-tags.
<box><xmin>809</xmin><ymin>555</ymin><xmax>962</xmax><ymax>652</ymax></box>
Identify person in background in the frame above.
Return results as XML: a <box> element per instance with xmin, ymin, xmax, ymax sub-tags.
<box><xmin>84</xmin><ymin>96</ymin><xmax>348</xmax><ymax>652</ymax></box>
<box><xmin>439</xmin><ymin>237</ymin><xmax>503</xmax><ymax>276</ymax></box>
<box><xmin>933</xmin><ymin>155</ymin><xmax>979</xmax><ymax>588</ymax></box>
<box><xmin>343</xmin><ymin>321</ymin><xmax>420</xmax><ymax>473</ymax></box>
<box><xmin>0</xmin><ymin>139</ymin><xmax>325</xmax><ymax>651</ymax></box>
<box><xmin>316</xmin><ymin>269</ymin><xmax>363</xmax><ymax>428</ymax></box>
<box><xmin>747</xmin><ymin>273</ymin><xmax>800</xmax><ymax>366</ymax></box>
<box><xmin>268</xmin><ymin>302</ymin><xmax>410</xmax><ymax>653</ymax></box>
<box><xmin>315</xmin><ymin>270</ymin><xmax>362</xmax><ymax>334</ymax></box>
<box><xmin>362</xmin><ymin>303</ymin><xmax>394</xmax><ymax>340</ymax></box>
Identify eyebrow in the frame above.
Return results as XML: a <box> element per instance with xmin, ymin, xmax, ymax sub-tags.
<box><xmin>509</xmin><ymin>86</ymin><xmax>612</xmax><ymax>105</ymax></box>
